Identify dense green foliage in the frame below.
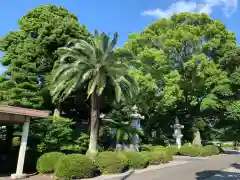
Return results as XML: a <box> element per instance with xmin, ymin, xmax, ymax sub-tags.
<box><xmin>179</xmin><ymin>144</ymin><xmax>220</xmax><ymax>157</ymax></box>
<box><xmin>179</xmin><ymin>144</ymin><xmax>206</xmax><ymax>157</ymax></box>
<box><xmin>140</xmin><ymin>151</ymin><xmax>172</xmax><ymax>165</ymax></box>
<box><xmin>50</xmin><ymin>30</ymin><xmax>138</xmax><ymax>155</ymax></box>
<box><xmin>1</xmin><ymin>4</ymin><xmax>240</xmax><ymax>177</ymax></box>
<box><xmin>36</xmin><ymin>152</ymin><xmax>64</xmax><ymax>173</ymax></box>
<box><xmin>203</xmin><ymin>145</ymin><xmax>220</xmax><ymax>155</ymax></box>
<box><xmin>95</xmin><ymin>152</ymin><xmax>128</xmax><ymax>174</ymax></box>
<box><xmin>28</xmin><ymin>116</ymin><xmax>89</xmax><ymax>154</ymax></box>
<box><xmin>102</xmin><ymin>106</ymin><xmax>144</xmax><ymax>150</ymax></box>
<box><xmin>122</xmin><ymin>12</ymin><xmax>239</xmax><ymax>143</ymax></box>
<box><xmin>0</xmin><ymin>5</ymin><xmax>89</xmax><ymax>109</ymax></box>
<box><xmin>166</xmin><ymin>146</ymin><xmax>179</xmax><ymax>155</ymax></box>
<box><xmin>55</xmin><ymin>154</ymin><xmax>96</xmax><ymax>179</ymax></box>
<box><xmin>122</xmin><ymin>152</ymin><xmax>148</xmax><ymax>169</ymax></box>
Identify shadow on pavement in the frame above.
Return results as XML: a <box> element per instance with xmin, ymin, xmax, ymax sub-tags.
<box><xmin>232</xmin><ymin>163</ymin><xmax>240</xmax><ymax>169</ymax></box>
<box><xmin>196</xmin><ymin>171</ymin><xmax>240</xmax><ymax>180</ymax></box>
<box><xmin>223</xmin><ymin>150</ymin><xmax>240</xmax><ymax>155</ymax></box>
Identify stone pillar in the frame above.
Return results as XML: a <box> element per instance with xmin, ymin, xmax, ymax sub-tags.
<box><xmin>172</xmin><ymin>117</ymin><xmax>184</xmax><ymax>149</ymax></box>
<box><xmin>130</xmin><ymin>105</ymin><xmax>144</xmax><ymax>152</ymax></box>
<box><xmin>11</xmin><ymin>117</ymin><xmax>30</xmax><ymax>179</ymax></box>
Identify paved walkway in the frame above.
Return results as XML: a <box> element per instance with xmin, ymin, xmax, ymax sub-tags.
<box><xmin>205</xmin><ymin>166</ymin><xmax>240</xmax><ymax>180</ymax></box>
<box><xmin>109</xmin><ymin>154</ymin><xmax>240</xmax><ymax>180</ymax></box>
<box><xmin>1</xmin><ymin>154</ymin><xmax>239</xmax><ymax>180</ymax></box>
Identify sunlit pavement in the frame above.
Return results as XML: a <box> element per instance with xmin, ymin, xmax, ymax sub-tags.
<box><xmin>109</xmin><ymin>154</ymin><xmax>240</xmax><ymax>180</ymax></box>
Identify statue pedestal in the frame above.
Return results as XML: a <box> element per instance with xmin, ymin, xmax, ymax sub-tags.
<box><xmin>172</xmin><ymin>121</ymin><xmax>184</xmax><ymax>149</ymax></box>
<box><xmin>175</xmin><ymin>135</ymin><xmax>183</xmax><ymax>149</ymax></box>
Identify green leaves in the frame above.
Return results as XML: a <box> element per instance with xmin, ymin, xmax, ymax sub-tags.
<box><xmin>122</xmin><ymin>12</ymin><xmax>238</xmax><ymax>139</ymax></box>
<box><xmin>161</xmin><ymin>70</ymin><xmax>183</xmax><ymax>108</ymax></box>
<box><xmin>50</xmin><ymin>30</ymin><xmax>138</xmax><ymax>104</ymax></box>
<box><xmin>0</xmin><ymin>5</ymin><xmax>90</xmax><ymax>109</ymax></box>
<box><xmin>102</xmin><ymin>117</ymin><xmax>144</xmax><ymax>143</ymax></box>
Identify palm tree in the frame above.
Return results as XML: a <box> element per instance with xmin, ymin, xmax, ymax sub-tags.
<box><xmin>50</xmin><ymin>30</ymin><xmax>138</xmax><ymax>156</ymax></box>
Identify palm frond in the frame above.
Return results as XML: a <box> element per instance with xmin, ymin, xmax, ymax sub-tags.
<box><xmin>102</xmin><ymin>118</ymin><xmax>120</xmax><ymax>127</ymax></box>
<box><xmin>104</xmin><ymin>32</ymin><xmax>118</xmax><ymax>58</ymax></box>
<box><xmin>87</xmin><ymin>74</ymin><xmax>100</xmax><ymax>98</ymax></box>
<box><xmin>50</xmin><ymin>30</ymin><xmax>138</xmax><ymax>104</ymax></box>
<box><xmin>73</xmin><ymin>40</ymin><xmax>96</xmax><ymax>59</ymax></box>
<box><xmin>112</xmin><ymin>79</ymin><xmax>122</xmax><ymax>102</ymax></box>
<box><xmin>96</xmin><ymin>72</ymin><xmax>106</xmax><ymax>95</ymax></box>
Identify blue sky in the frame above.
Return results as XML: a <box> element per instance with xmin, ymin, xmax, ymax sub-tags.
<box><xmin>0</xmin><ymin>0</ymin><xmax>239</xmax><ymax>72</ymax></box>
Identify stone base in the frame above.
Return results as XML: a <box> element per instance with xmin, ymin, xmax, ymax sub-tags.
<box><xmin>10</xmin><ymin>174</ymin><xmax>27</xmax><ymax>179</ymax></box>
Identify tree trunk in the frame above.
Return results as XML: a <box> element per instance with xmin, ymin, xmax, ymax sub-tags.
<box><xmin>192</xmin><ymin>130</ymin><xmax>202</xmax><ymax>146</ymax></box>
<box><xmin>86</xmin><ymin>91</ymin><xmax>99</xmax><ymax>156</ymax></box>
<box><xmin>116</xmin><ymin>138</ymin><xmax>122</xmax><ymax>152</ymax></box>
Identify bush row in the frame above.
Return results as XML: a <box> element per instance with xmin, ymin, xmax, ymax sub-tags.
<box><xmin>37</xmin><ymin>150</ymin><xmax>173</xmax><ymax>180</ymax></box>
<box><xmin>141</xmin><ymin>144</ymin><xmax>220</xmax><ymax>157</ymax></box>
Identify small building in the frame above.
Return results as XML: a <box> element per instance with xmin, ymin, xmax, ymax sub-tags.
<box><xmin>0</xmin><ymin>105</ymin><xmax>50</xmax><ymax>179</ymax></box>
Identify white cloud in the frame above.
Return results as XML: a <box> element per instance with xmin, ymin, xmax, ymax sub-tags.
<box><xmin>142</xmin><ymin>0</ymin><xmax>238</xmax><ymax>18</ymax></box>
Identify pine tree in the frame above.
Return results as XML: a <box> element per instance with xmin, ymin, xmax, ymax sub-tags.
<box><xmin>0</xmin><ymin>5</ymin><xmax>90</xmax><ymax>109</ymax></box>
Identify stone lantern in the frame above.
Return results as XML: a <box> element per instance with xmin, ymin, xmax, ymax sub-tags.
<box><xmin>130</xmin><ymin>105</ymin><xmax>144</xmax><ymax>152</ymax></box>
<box><xmin>172</xmin><ymin>117</ymin><xmax>184</xmax><ymax>149</ymax></box>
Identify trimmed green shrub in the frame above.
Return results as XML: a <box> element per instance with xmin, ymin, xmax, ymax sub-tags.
<box><xmin>166</xmin><ymin>145</ymin><xmax>179</xmax><ymax>155</ymax></box>
<box><xmin>122</xmin><ymin>152</ymin><xmax>148</xmax><ymax>169</ymax></box>
<box><xmin>179</xmin><ymin>144</ymin><xmax>205</xmax><ymax>157</ymax></box>
<box><xmin>203</xmin><ymin>145</ymin><xmax>220</xmax><ymax>155</ymax></box>
<box><xmin>179</xmin><ymin>144</ymin><xmax>221</xmax><ymax>157</ymax></box>
<box><xmin>37</xmin><ymin>152</ymin><xmax>64</xmax><ymax>173</ymax></box>
<box><xmin>140</xmin><ymin>151</ymin><xmax>172</xmax><ymax>165</ymax></box>
<box><xmin>149</xmin><ymin>145</ymin><xmax>174</xmax><ymax>161</ymax></box>
<box><xmin>55</xmin><ymin>154</ymin><xmax>96</xmax><ymax>180</ymax></box>
<box><xmin>95</xmin><ymin>152</ymin><xmax>128</xmax><ymax>174</ymax></box>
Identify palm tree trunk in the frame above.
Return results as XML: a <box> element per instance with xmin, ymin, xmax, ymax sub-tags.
<box><xmin>116</xmin><ymin>136</ymin><xmax>122</xmax><ymax>152</ymax></box>
<box><xmin>87</xmin><ymin>91</ymin><xmax>99</xmax><ymax>156</ymax></box>
<box><xmin>116</xmin><ymin>140</ymin><xmax>121</xmax><ymax>151</ymax></box>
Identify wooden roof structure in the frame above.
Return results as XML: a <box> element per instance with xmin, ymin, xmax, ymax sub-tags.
<box><xmin>0</xmin><ymin>105</ymin><xmax>50</xmax><ymax>124</ymax></box>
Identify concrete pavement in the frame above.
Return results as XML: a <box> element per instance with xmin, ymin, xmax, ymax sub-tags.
<box><xmin>109</xmin><ymin>154</ymin><xmax>240</xmax><ymax>180</ymax></box>
<box><xmin>204</xmin><ymin>163</ymin><xmax>240</xmax><ymax>180</ymax></box>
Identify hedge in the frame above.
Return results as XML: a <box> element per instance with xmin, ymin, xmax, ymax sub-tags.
<box><xmin>179</xmin><ymin>144</ymin><xmax>220</xmax><ymax>157</ymax></box>
<box><xmin>122</xmin><ymin>152</ymin><xmax>148</xmax><ymax>169</ymax></box>
<box><xmin>36</xmin><ymin>152</ymin><xmax>64</xmax><ymax>173</ymax></box>
<box><xmin>141</xmin><ymin>145</ymin><xmax>179</xmax><ymax>156</ymax></box>
<box><xmin>203</xmin><ymin>145</ymin><xmax>220</xmax><ymax>155</ymax></box>
<box><xmin>179</xmin><ymin>144</ymin><xmax>205</xmax><ymax>157</ymax></box>
<box><xmin>55</xmin><ymin>154</ymin><xmax>97</xmax><ymax>180</ymax></box>
<box><xmin>95</xmin><ymin>151</ymin><xmax>128</xmax><ymax>174</ymax></box>
<box><xmin>140</xmin><ymin>151</ymin><xmax>172</xmax><ymax>165</ymax></box>
<box><xmin>166</xmin><ymin>145</ymin><xmax>179</xmax><ymax>155</ymax></box>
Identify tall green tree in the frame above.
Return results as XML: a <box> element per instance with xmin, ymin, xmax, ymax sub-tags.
<box><xmin>216</xmin><ymin>48</ymin><xmax>240</xmax><ymax>142</ymax></box>
<box><xmin>0</xmin><ymin>5</ymin><xmax>89</xmax><ymax>110</ymax></box>
<box><xmin>50</xmin><ymin>30</ymin><xmax>138</xmax><ymax>155</ymax></box>
<box><xmin>123</xmin><ymin>12</ymin><xmax>236</xmax><ymax>143</ymax></box>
